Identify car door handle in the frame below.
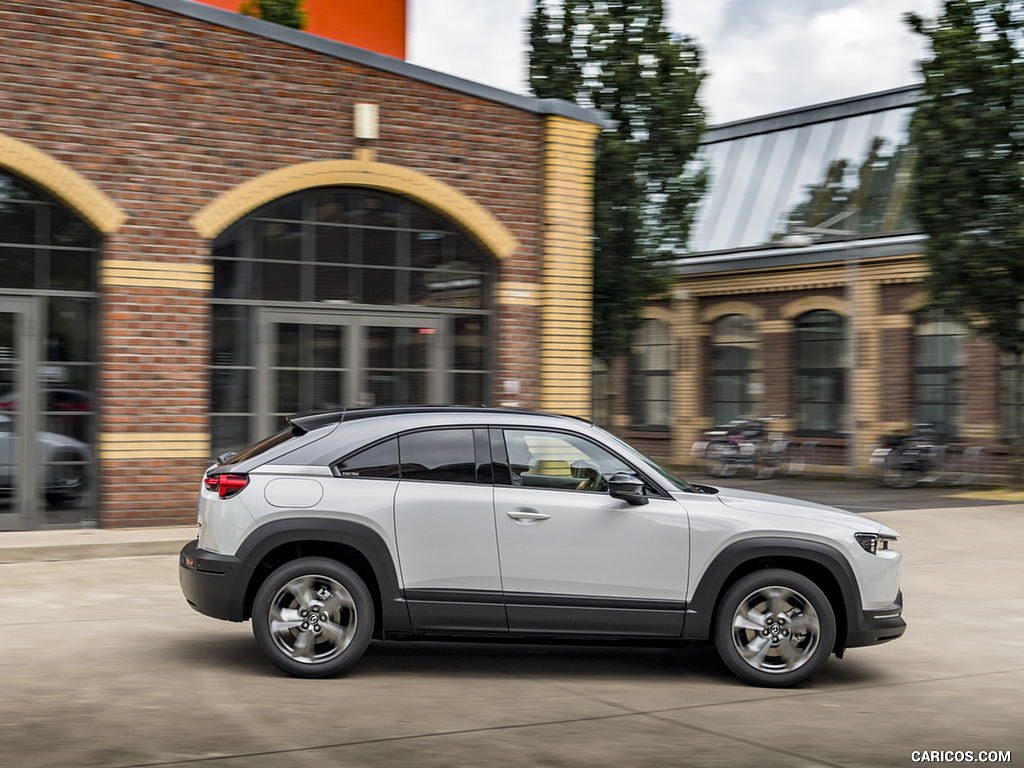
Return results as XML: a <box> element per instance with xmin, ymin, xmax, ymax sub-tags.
<box><xmin>507</xmin><ymin>509</ymin><xmax>550</xmax><ymax>521</ymax></box>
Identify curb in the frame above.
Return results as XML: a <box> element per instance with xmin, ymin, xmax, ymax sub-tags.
<box><xmin>0</xmin><ymin>527</ymin><xmax>195</xmax><ymax>565</ymax></box>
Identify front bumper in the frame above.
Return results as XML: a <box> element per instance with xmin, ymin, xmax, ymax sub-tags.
<box><xmin>178</xmin><ymin>539</ymin><xmax>253</xmax><ymax>623</ymax></box>
<box><xmin>845</xmin><ymin>590</ymin><xmax>906</xmax><ymax>647</ymax></box>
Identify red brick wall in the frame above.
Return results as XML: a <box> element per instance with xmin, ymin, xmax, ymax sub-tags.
<box><xmin>0</xmin><ymin>0</ymin><xmax>547</xmax><ymax>524</ymax></box>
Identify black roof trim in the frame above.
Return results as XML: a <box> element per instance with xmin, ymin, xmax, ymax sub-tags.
<box><xmin>130</xmin><ymin>0</ymin><xmax>610</xmax><ymax>128</ymax></box>
<box><xmin>673</xmin><ymin>233</ymin><xmax>927</xmax><ymax>277</ymax></box>
<box><xmin>704</xmin><ymin>85</ymin><xmax>921</xmax><ymax>144</ymax></box>
<box><xmin>287</xmin><ymin>407</ymin><xmax>591</xmax><ymax>434</ymax></box>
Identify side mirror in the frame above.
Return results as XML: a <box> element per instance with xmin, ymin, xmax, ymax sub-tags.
<box><xmin>608</xmin><ymin>473</ymin><xmax>649</xmax><ymax>506</ymax></box>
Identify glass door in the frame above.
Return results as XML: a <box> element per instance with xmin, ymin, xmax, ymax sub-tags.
<box><xmin>258</xmin><ymin>310</ymin><xmax>445</xmax><ymax>436</ymax></box>
<box><xmin>0</xmin><ymin>299</ymin><xmax>32</xmax><ymax>529</ymax></box>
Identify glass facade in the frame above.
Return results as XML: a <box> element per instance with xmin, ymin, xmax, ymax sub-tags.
<box><xmin>0</xmin><ymin>171</ymin><xmax>99</xmax><ymax>527</ymax></box>
<box><xmin>211</xmin><ymin>188</ymin><xmax>493</xmax><ymax>457</ymax></box>
<box><xmin>688</xmin><ymin>89</ymin><xmax>917</xmax><ymax>254</ymax></box>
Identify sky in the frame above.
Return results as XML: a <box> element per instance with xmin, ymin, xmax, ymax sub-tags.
<box><xmin>407</xmin><ymin>0</ymin><xmax>944</xmax><ymax>125</ymax></box>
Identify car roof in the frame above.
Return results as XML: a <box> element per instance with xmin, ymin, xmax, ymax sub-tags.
<box><xmin>288</xmin><ymin>407</ymin><xmax>592</xmax><ymax>435</ymax></box>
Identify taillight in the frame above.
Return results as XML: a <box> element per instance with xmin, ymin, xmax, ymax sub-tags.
<box><xmin>204</xmin><ymin>473</ymin><xmax>249</xmax><ymax>498</ymax></box>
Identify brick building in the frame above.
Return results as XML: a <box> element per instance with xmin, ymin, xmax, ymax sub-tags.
<box><xmin>0</xmin><ymin>0</ymin><xmax>605</xmax><ymax>529</ymax></box>
<box><xmin>607</xmin><ymin>87</ymin><xmax>1011</xmax><ymax>476</ymax></box>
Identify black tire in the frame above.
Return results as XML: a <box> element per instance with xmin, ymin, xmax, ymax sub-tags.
<box><xmin>252</xmin><ymin>557</ymin><xmax>374</xmax><ymax>679</ymax></box>
<box><xmin>714</xmin><ymin>569</ymin><xmax>836</xmax><ymax>687</ymax></box>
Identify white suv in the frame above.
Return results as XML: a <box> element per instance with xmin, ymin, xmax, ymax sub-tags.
<box><xmin>179</xmin><ymin>408</ymin><xmax>905</xmax><ymax>687</ymax></box>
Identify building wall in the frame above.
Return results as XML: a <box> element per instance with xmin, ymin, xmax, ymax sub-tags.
<box><xmin>0</xmin><ymin>0</ymin><xmax>598</xmax><ymax>526</ymax></box>
<box><xmin>626</xmin><ymin>251</ymin><xmax>1008</xmax><ymax>474</ymax></box>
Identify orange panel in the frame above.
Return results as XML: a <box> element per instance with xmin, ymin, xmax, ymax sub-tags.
<box><xmin>189</xmin><ymin>0</ymin><xmax>406</xmax><ymax>59</ymax></box>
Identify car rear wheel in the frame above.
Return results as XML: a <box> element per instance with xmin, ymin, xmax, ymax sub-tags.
<box><xmin>714</xmin><ymin>569</ymin><xmax>836</xmax><ymax>687</ymax></box>
<box><xmin>252</xmin><ymin>558</ymin><xmax>374</xmax><ymax>678</ymax></box>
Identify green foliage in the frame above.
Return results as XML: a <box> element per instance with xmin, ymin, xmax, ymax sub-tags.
<box><xmin>529</xmin><ymin>0</ymin><xmax>707</xmax><ymax>360</ymax></box>
<box><xmin>239</xmin><ymin>0</ymin><xmax>307</xmax><ymax>30</ymax></box>
<box><xmin>906</xmin><ymin>0</ymin><xmax>1024</xmax><ymax>355</ymax></box>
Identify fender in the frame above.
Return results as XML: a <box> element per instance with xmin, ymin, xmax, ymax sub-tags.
<box><xmin>235</xmin><ymin>517</ymin><xmax>411</xmax><ymax>631</ymax></box>
<box><xmin>683</xmin><ymin>537</ymin><xmax>862</xmax><ymax>646</ymax></box>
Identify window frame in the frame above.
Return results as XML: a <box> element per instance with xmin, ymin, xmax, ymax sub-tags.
<box><xmin>630</xmin><ymin>318</ymin><xmax>672</xmax><ymax>431</ymax></box>
<box><xmin>793</xmin><ymin>309</ymin><xmax>846</xmax><ymax>437</ymax></box>
<box><xmin>914</xmin><ymin>312</ymin><xmax>964</xmax><ymax>441</ymax></box>
<box><xmin>710</xmin><ymin>314</ymin><xmax>760</xmax><ymax>426</ymax></box>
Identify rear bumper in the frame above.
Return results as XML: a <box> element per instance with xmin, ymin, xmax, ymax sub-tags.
<box><xmin>178</xmin><ymin>539</ymin><xmax>253</xmax><ymax>622</ymax></box>
<box><xmin>846</xmin><ymin>590</ymin><xmax>906</xmax><ymax>647</ymax></box>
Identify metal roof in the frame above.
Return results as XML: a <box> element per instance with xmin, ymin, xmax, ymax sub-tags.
<box><xmin>704</xmin><ymin>85</ymin><xmax>921</xmax><ymax>144</ymax></box>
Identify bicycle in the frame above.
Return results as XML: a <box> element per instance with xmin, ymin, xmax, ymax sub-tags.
<box><xmin>869</xmin><ymin>424</ymin><xmax>961</xmax><ymax>488</ymax></box>
<box><xmin>696</xmin><ymin>416</ymin><xmax>795</xmax><ymax>480</ymax></box>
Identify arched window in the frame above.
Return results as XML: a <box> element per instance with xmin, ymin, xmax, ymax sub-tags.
<box><xmin>711</xmin><ymin>314</ymin><xmax>758</xmax><ymax>425</ymax></box>
<box><xmin>915</xmin><ymin>312</ymin><xmax>963</xmax><ymax>439</ymax></box>
<box><xmin>794</xmin><ymin>310</ymin><xmax>846</xmax><ymax>435</ymax></box>
<box><xmin>210</xmin><ymin>187</ymin><xmax>494</xmax><ymax>456</ymax></box>
<box><xmin>631</xmin><ymin>319</ymin><xmax>671</xmax><ymax>429</ymax></box>
<box><xmin>0</xmin><ymin>170</ymin><xmax>99</xmax><ymax>527</ymax></box>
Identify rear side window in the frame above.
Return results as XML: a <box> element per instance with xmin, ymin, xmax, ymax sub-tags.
<box><xmin>335</xmin><ymin>437</ymin><xmax>400</xmax><ymax>478</ymax></box>
<box><xmin>399</xmin><ymin>429</ymin><xmax>477</xmax><ymax>484</ymax></box>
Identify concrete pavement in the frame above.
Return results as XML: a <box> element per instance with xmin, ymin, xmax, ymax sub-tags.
<box><xmin>1</xmin><ymin>502</ymin><xmax>1021</xmax><ymax>767</ymax></box>
<box><xmin>0</xmin><ymin>524</ymin><xmax>195</xmax><ymax>564</ymax></box>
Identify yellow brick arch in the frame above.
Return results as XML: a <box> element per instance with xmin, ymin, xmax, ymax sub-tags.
<box><xmin>779</xmin><ymin>295</ymin><xmax>847</xmax><ymax>320</ymax></box>
<box><xmin>700</xmin><ymin>300</ymin><xmax>766</xmax><ymax>324</ymax></box>
<box><xmin>190</xmin><ymin>160</ymin><xmax>519</xmax><ymax>259</ymax></box>
<box><xmin>0</xmin><ymin>133</ymin><xmax>127</xmax><ymax>234</ymax></box>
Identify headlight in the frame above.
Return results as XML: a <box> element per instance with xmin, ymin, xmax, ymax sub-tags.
<box><xmin>854</xmin><ymin>532</ymin><xmax>898</xmax><ymax>555</ymax></box>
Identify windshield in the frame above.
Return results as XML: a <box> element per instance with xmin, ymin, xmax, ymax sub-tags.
<box><xmin>594</xmin><ymin>426</ymin><xmax>695</xmax><ymax>492</ymax></box>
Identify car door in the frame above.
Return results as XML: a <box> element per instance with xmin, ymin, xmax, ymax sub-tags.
<box><xmin>392</xmin><ymin>427</ymin><xmax>505</xmax><ymax>631</ymax></box>
<box><xmin>493</xmin><ymin>427</ymin><xmax>689</xmax><ymax>637</ymax></box>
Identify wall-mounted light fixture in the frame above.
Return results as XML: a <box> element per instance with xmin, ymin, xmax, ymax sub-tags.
<box><xmin>354</xmin><ymin>103</ymin><xmax>379</xmax><ymax>140</ymax></box>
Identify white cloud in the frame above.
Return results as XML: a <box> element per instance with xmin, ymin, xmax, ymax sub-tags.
<box><xmin>407</xmin><ymin>0</ymin><xmax>944</xmax><ymax>124</ymax></box>
<box><xmin>407</xmin><ymin>0</ymin><xmax>532</xmax><ymax>94</ymax></box>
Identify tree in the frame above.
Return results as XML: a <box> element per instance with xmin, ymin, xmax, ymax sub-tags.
<box><xmin>239</xmin><ymin>0</ymin><xmax>307</xmax><ymax>30</ymax></box>
<box><xmin>906</xmin><ymin>0</ymin><xmax>1024</xmax><ymax>446</ymax></box>
<box><xmin>529</xmin><ymin>0</ymin><xmax>706</xmax><ymax>361</ymax></box>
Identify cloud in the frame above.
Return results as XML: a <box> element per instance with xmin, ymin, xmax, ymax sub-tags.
<box><xmin>407</xmin><ymin>0</ymin><xmax>943</xmax><ymax>124</ymax></box>
<box><xmin>407</xmin><ymin>0</ymin><xmax>532</xmax><ymax>95</ymax></box>
<box><xmin>670</xmin><ymin>0</ymin><xmax>940</xmax><ymax>123</ymax></box>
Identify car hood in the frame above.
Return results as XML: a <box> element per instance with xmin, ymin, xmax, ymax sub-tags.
<box><xmin>708</xmin><ymin>485</ymin><xmax>896</xmax><ymax>536</ymax></box>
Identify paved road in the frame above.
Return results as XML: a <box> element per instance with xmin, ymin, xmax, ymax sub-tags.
<box><xmin>1</xmin><ymin>502</ymin><xmax>1021</xmax><ymax>767</ymax></box>
<box><xmin>684</xmin><ymin>471</ymin><xmax>1017</xmax><ymax>513</ymax></box>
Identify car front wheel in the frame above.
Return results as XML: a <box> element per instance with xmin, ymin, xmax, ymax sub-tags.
<box><xmin>714</xmin><ymin>569</ymin><xmax>836</xmax><ymax>687</ymax></box>
<box><xmin>252</xmin><ymin>558</ymin><xmax>374</xmax><ymax>678</ymax></box>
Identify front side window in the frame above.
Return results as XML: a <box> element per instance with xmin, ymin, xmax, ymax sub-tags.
<box><xmin>502</xmin><ymin>429</ymin><xmax>632</xmax><ymax>492</ymax></box>
<box><xmin>915</xmin><ymin>312</ymin><xmax>963</xmax><ymax>440</ymax></box>
<box><xmin>711</xmin><ymin>314</ymin><xmax>759</xmax><ymax>425</ymax></box>
<box><xmin>631</xmin><ymin>319</ymin><xmax>671</xmax><ymax>429</ymax></box>
<box><xmin>794</xmin><ymin>310</ymin><xmax>846</xmax><ymax>435</ymax></box>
